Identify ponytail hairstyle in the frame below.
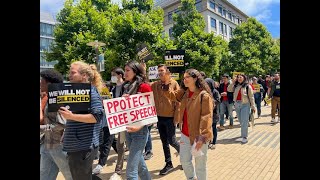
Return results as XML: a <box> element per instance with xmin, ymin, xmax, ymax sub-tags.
<box><xmin>71</xmin><ymin>61</ymin><xmax>104</xmax><ymax>93</ymax></box>
<box><xmin>181</xmin><ymin>68</ymin><xmax>213</xmax><ymax>97</ymax></box>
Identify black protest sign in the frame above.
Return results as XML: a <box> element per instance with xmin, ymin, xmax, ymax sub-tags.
<box><xmin>47</xmin><ymin>83</ymin><xmax>91</xmax><ymax>113</ymax></box>
<box><xmin>164</xmin><ymin>50</ymin><xmax>186</xmax><ymax>73</ymax></box>
<box><xmin>137</xmin><ymin>43</ymin><xmax>153</xmax><ymax>62</ymax></box>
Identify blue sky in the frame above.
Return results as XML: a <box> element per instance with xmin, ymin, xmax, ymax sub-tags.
<box><xmin>40</xmin><ymin>0</ymin><xmax>279</xmax><ymax>38</ymax></box>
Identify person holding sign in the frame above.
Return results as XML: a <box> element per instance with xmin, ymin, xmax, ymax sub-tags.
<box><xmin>40</xmin><ymin>69</ymin><xmax>72</xmax><ymax>180</ymax></box>
<box><xmin>162</xmin><ymin>68</ymin><xmax>213</xmax><ymax>180</ymax></box>
<box><xmin>252</xmin><ymin>77</ymin><xmax>264</xmax><ymax>118</ymax></box>
<box><xmin>121</xmin><ymin>61</ymin><xmax>152</xmax><ymax>180</ymax></box>
<box><xmin>59</xmin><ymin>61</ymin><xmax>105</xmax><ymax>180</ymax></box>
<box><xmin>227</xmin><ymin>74</ymin><xmax>256</xmax><ymax>144</ymax></box>
<box><xmin>150</xmin><ymin>64</ymin><xmax>181</xmax><ymax>175</ymax></box>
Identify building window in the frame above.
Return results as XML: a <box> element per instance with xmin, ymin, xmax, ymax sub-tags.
<box><xmin>169</xmin><ymin>27</ymin><xmax>173</xmax><ymax>38</ymax></box>
<box><xmin>236</xmin><ymin>17</ymin><xmax>239</xmax><ymax>24</ymax></box>
<box><xmin>168</xmin><ymin>12</ymin><xmax>173</xmax><ymax>22</ymax></box>
<box><xmin>40</xmin><ymin>23</ymin><xmax>54</xmax><ymax>37</ymax></box>
<box><xmin>219</xmin><ymin>22</ymin><xmax>223</xmax><ymax>34</ymax></box>
<box><xmin>218</xmin><ymin>6</ymin><xmax>223</xmax><ymax>16</ymax></box>
<box><xmin>195</xmin><ymin>0</ymin><xmax>202</xmax><ymax>11</ymax></box>
<box><xmin>229</xmin><ymin>27</ymin><xmax>233</xmax><ymax>38</ymax></box>
<box><xmin>228</xmin><ymin>12</ymin><xmax>232</xmax><ymax>20</ymax></box>
<box><xmin>237</xmin><ymin>18</ymin><xmax>240</xmax><ymax>24</ymax></box>
<box><xmin>210</xmin><ymin>18</ymin><xmax>216</xmax><ymax>29</ymax></box>
<box><xmin>239</xmin><ymin>19</ymin><xmax>242</xmax><ymax>24</ymax></box>
<box><xmin>223</xmin><ymin>9</ymin><xmax>226</xmax><ymax>18</ymax></box>
<box><xmin>224</xmin><ymin>24</ymin><xmax>227</xmax><ymax>35</ymax></box>
<box><xmin>232</xmin><ymin>15</ymin><xmax>236</xmax><ymax>23</ymax></box>
<box><xmin>209</xmin><ymin>1</ymin><xmax>215</xmax><ymax>10</ymax></box>
<box><xmin>174</xmin><ymin>9</ymin><xmax>180</xmax><ymax>15</ymax></box>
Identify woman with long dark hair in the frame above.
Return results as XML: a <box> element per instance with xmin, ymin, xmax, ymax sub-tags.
<box><xmin>120</xmin><ymin>61</ymin><xmax>152</xmax><ymax>180</ymax></box>
<box><xmin>227</xmin><ymin>74</ymin><xmax>256</xmax><ymax>144</ymax></box>
<box><xmin>163</xmin><ymin>68</ymin><xmax>213</xmax><ymax>180</ymax></box>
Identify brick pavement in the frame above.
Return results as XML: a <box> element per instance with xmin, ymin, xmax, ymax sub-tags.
<box><xmin>57</xmin><ymin>105</ymin><xmax>280</xmax><ymax>180</ymax></box>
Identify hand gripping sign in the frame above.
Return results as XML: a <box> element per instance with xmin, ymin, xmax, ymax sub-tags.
<box><xmin>103</xmin><ymin>92</ymin><xmax>158</xmax><ymax>134</ymax></box>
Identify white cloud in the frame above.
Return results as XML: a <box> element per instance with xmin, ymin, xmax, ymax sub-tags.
<box><xmin>255</xmin><ymin>10</ymin><xmax>272</xmax><ymax>21</ymax></box>
<box><xmin>228</xmin><ymin>0</ymin><xmax>279</xmax><ymax>16</ymax></box>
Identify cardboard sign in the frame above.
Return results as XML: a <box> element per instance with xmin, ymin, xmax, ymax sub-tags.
<box><xmin>148</xmin><ymin>66</ymin><xmax>159</xmax><ymax>80</ymax></box>
<box><xmin>103</xmin><ymin>92</ymin><xmax>158</xmax><ymax>134</ymax></box>
<box><xmin>47</xmin><ymin>83</ymin><xmax>91</xmax><ymax>113</ymax></box>
<box><xmin>232</xmin><ymin>72</ymin><xmax>244</xmax><ymax>79</ymax></box>
<box><xmin>253</xmin><ymin>84</ymin><xmax>260</xmax><ymax>92</ymax></box>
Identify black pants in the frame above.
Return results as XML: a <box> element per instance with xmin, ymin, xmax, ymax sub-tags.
<box><xmin>157</xmin><ymin>116</ymin><xmax>180</xmax><ymax>163</ymax></box>
<box><xmin>67</xmin><ymin>147</ymin><xmax>99</xmax><ymax>180</ymax></box>
<box><xmin>212</xmin><ymin>122</ymin><xmax>217</xmax><ymax>145</ymax></box>
<box><xmin>98</xmin><ymin>126</ymin><xmax>117</xmax><ymax>166</ymax></box>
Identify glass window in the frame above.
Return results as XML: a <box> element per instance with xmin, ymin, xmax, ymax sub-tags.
<box><xmin>237</xmin><ymin>18</ymin><xmax>240</xmax><ymax>24</ymax></box>
<box><xmin>195</xmin><ymin>0</ymin><xmax>202</xmax><ymax>11</ymax></box>
<box><xmin>169</xmin><ymin>27</ymin><xmax>173</xmax><ymax>38</ymax></box>
<box><xmin>168</xmin><ymin>12</ymin><xmax>173</xmax><ymax>22</ymax></box>
<box><xmin>232</xmin><ymin>15</ymin><xmax>236</xmax><ymax>22</ymax></box>
<box><xmin>219</xmin><ymin>22</ymin><xmax>223</xmax><ymax>34</ymax></box>
<box><xmin>210</xmin><ymin>18</ymin><xmax>216</xmax><ymax>29</ymax></box>
<box><xmin>218</xmin><ymin>6</ymin><xmax>223</xmax><ymax>16</ymax></box>
<box><xmin>224</xmin><ymin>24</ymin><xmax>227</xmax><ymax>35</ymax></box>
<box><xmin>223</xmin><ymin>9</ymin><xmax>226</xmax><ymax>18</ymax></box>
<box><xmin>209</xmin><ymin>1</ymin><xmax>215</xmax><ymax>10</ymax></box>
<box><xmin>229</xmin><ymin>27</ymin><xmax>233</xmax><ymax>38</ymax></box>
<box><xmin>228</xmin><ymin>13</ymin><xmax>232</xmax><ymax>20</ymax></box>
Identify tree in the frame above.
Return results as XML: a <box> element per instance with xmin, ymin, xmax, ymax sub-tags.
<box><xmin>106</xmin><ymin>0</ymin><xmax>174</xmax><ymax>76</ymax></box>
<box><xmin>228</xmin><ymin>17</ymin><xmax>279</xmax><ymax>76</ymax></box>
<box><xmin>173</xmin><ymin>0</ymin><xmax>229</xmax><ymax>78</ymax></box>
<box><xmin>45</xmin><ymin>0</ymin><xmax>114</xmax><ymax>76</ymax></box>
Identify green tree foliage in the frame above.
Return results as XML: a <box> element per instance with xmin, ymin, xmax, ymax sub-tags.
<box><xmin>228</xmin><ymin>17</ymin><xmax>279</xmax><ymax>76</ymax></box>
<box><xmin>45</xmin><ymin>0</ymin><xmax>114</xmax><ymax>76</ymax></box>
<box><xmin>173</xmin><ymin>0</ymin><xmax>228</xmax><ymax>78</ymax></box>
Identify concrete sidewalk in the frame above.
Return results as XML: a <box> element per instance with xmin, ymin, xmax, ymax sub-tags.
<box><xmin>57</xmin><ymin>105</ymin><xmax>280</xmax><ymax>180</ymax></box>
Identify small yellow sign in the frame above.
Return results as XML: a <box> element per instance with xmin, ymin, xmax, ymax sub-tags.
<box><xmin>232</xmin><ymin>72</ymin><xmax>244</xmax><ymax>79</ymax></box>
<box><xmin>101</xmin><ymin>87</ymin><xmax>112</xmax><ymax>99</ymax></box>
<box><xmin>165</xmin><ymin>60</ymin><xmax>184</xmax><ymax>67</ymax></box>
<box><xmin>170</xmin><ymin>73</ymin><xmax>180</xmax><ymax>80</ymax></box>
<box><xmin>253</xmin><ymin>84</ymin><xmax>260</xmax><ymax>92</ymax></box>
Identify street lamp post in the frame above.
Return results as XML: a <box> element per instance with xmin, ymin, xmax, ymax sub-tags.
<box><xmin>87</xmin><ymin>40</ymin><xmax>106</xmax><ymax>72</ymax></box>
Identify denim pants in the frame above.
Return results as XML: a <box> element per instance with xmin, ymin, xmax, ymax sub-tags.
<box><xmin>98</xmin><ymin>126</ymin><xmax>116</xmax><ymax>166</ymax></box>
<box><xmin>125</xmin><ymin>126</ymin><xmax>151</xmax><ymax>180</ymax></box>
<box><xmin>157</xmin><ymin>116</ymin><xmax>180</xmax><ymax>163</ymax></box>
<box><xmin>254</xmin><ymin>93</ymin><xmax>262</xmax><ymax>116</ymax></box>
<box><xmin>234</xmin><ymin>101</ymin><xmax>250</xmax><ymax>138</ymax></box>
<box><xmin>144</xmin><ymin>125</ymin><xmax>153</xmax><ymax>153</ymax></box>
<box><xmin>180</xmin><ymin>133</ymin><xmax>208</xmax><ymax>180</ymax></box>
<box><xmin>219</xmin><ymin>100</ymin><xmax>234</xmax><ymax>126</ymax></box>
<box><xmin>40</xmin><ymin>144</ymin><xmax>73</xmax><ymax>180</ymax></box>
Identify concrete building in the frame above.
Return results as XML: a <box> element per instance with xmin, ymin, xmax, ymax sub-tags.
<box><xmin>155</xmin><ymin>0</ymin><xmax>249</xmax><ymax>41</ymax></box>
<box><xmin>40</xmin><ymin>11</ymin><xmax>58</xmax><ymax>72</ymax></box>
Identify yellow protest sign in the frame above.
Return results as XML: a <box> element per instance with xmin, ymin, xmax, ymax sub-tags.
<box><xmin>232</xmin><ymin>72</ymin><xmax>244</xmax><ymax>79</ymax></box>
<box><xmin>101</xmin><ymin>87</ymin><xmax>112</xmax><ymax>99</ymax></box>
<box><xmin>170</xmin><ymin>73</ymin><xmax>180</xmax><ymax>80</ymax></box>
<box><xmin>253</xmin><ymin>84</ymin><xmax>260</xmax><ymax>92</ymax></box>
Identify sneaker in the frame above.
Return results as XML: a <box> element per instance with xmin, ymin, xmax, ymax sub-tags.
<box><xmin>144</xmin><ymin>152</ymin><xmax>153</xmax><ymax>160</ymax></box>
<box><xmin>92</xmin><ymin>164</ymin><xmax>104</xmax><ymax>175</ymax></box>
<box><xmin>218</xmin><ymin>126</ymin><xmax>225</xmax><ymax>131</ymax></box>
<box><xmin>159</xmin><ymin>163</ymin><xmax>174</xmax><ymax>175</ymax></box>
<box><xmin>242</xmin><ymin>138</ymin><xmax>248</xmax><ymax>144</ymax></box>
<box><xmin>271</xmin><ymin>118</ymin><xmax>277</xmax><ymax>123</ymax></box>
<box><xmin>248</xmin><ymin>123</ymin><xmax>251</xmax><ymax>127</ymax></box>
<box><xmin>278</xmin><ymin>117</ymin><xmax>280</xmax><ymax>122</ymax></box>
<box><xmin>236</xmin><ymin>137</ymin><xmax>243</xmax><ymax>142</ymax></box>
<box><xmin>228</xmin><ymin>125</ymin><xmax>234</xmax><ymax>129</ymax></box>
<box><xmin>208</xmin><ymin>143</ymin><xmax>216</xmax><ymax>149</ymax></box>
<box><xmin>257</xmin><ymin>115</ymin><xmax>261</xmax><ymax>119</ymax></box>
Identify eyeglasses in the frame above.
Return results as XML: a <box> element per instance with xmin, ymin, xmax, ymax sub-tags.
<box><xmin>183</xmin><ymin>76</ymin><xmax>192</xmax><ymax>80</ymax></box>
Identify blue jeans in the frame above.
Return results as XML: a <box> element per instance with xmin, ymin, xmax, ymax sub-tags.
<box><xmin>254</xmin><ymin>93</ymin><xmax>262</xmax><ymax>116</ymax></box>
<box><xmin>40</xmin><ymin>144</ymin><xmax>73</xmax><ymax>180</ymax></box>
<box><xmin>144</xmin><ymin>125</ymin><xmax>153</xmax><ymax>153</ymax></box>
<box><xmin>234</xmin><ymin>101</ymin><xmax>250</xmax><ymax>138</ymax></box>
<box><xmin>125</xmin><ymin>126</ymin><xmax>151</xmax><ymax>180</ymax></box>
<box><xmin>180</xmin><ymin>134</ymin><xmax>208</xmax><ymax>180</ymax></box>
<box><xmin>219</xmin><ymin>100</ymin><xmax>234</xmax><ymax>126</ymax></box>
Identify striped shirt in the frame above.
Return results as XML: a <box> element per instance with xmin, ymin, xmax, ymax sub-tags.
<box><xmin>63</xmin><ymin>86</ymin><xmax>104</xmax><ymax>152</ymax></box>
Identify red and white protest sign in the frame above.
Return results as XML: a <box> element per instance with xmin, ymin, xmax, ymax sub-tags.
<box><xmin>103</xmin><ymin>92</ymin><xmax>158</xmax><ymax>134</ymax></box>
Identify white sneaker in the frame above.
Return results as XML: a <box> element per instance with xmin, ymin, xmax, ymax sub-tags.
<box><xmin>92</xmin><ymin>164</ymin><xmax>104</xmax><ymax>175</ymax></box>
<box><xmin>242</xmin><ymin>138</ymin><xmax>248</xmax><ymax>143</ymax></box>
<box><xmin>278</xmin><ymin>117</ymin><xmax>280</xmax><ymax>122</ymax></box>
<box><xmin>236</xmin><ymin>138</ymin><xmax>243</xmax><ymax>142</ymax></box>
<box><xmin>271</xmin><ymin>118</ymin><xmax>277</xmax><ymax>123</ymax></box>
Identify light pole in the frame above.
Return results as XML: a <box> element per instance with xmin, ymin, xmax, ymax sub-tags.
<box><xmin>87</xmin><ymin>40</ymin><xmax>106</xmax><ymax>72</ymax></box>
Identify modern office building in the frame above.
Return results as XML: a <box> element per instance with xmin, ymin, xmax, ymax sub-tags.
<box><xmin>155</xmin><ymin>0</ymin><xmax>249</xmax><ymax>41</ymax></box>
<box><xmin>40</xmin><ymin>11</ymin><xmax>58</xmax><ymax>72</ymax></box>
